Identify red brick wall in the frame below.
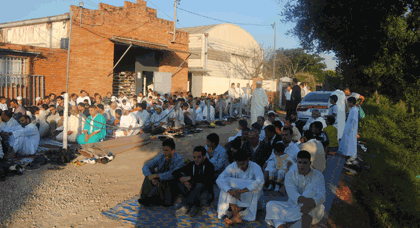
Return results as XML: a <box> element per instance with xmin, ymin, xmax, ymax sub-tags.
<box><xmin>0</xmin><ymin>42</ymin><xmax>68</xmax><ymax>98</ymax></box>
<box><xmin>68</xmin><ymin>0</ymin><xmax>189</xmax><ymax>96</ymax></box>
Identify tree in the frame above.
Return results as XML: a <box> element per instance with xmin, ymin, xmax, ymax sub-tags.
<box><xmin>265</xmin><ymin>48</ymin><xmax>327</xmax><ymax>81</ymax></box>
<box><xmin>216</xmin><ymin>44</ymin><xmax>273</xmax><ymax>80</ymax></box>
<box><xmin>278</xmin><ymin>0</ymin><xmax>420</xmax><ymax>102</ymax></box>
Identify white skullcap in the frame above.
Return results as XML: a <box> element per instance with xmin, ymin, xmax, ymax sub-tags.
<box><xmin>256</xmin><ymin>81</ymin><xmax>262</xmax><ymax>84</ymax></box>
<box><xmin>111</xmin><ymin>96</ymin><xmax>116</xmax><ymax>101</ymax></box>
<box><xmin>123</xmin><ymin>106</ymin><xmax>131</xmax><ymax>111</ymax></box>
<box><xmin>268</xmin><ymin>110</ymin><xmax>275</xmax><ymax>114</ymax></box>
<box><xmin>17</xmin><ymin>96</ymin><xmax>22</xmax><ymax>100</ymax></box>
<box><xmin>155</xmin><ymin>105</ymin><xmax>162</xmax><ymax>109</ymax></box>
<box><xmin>35</xmin><ymin>97</ymin><xmax>41</xmax><ymax>101</ymax></box>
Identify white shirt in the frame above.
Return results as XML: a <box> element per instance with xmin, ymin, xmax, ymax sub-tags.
<box><xmin>117</xmin><ymin>96</ymin><xmax>128</xmax><ymax>105</ymax></box>
<box><xmin>195</xmin><ymin>107</ymin><xmax>204</xmax><ymax>121</ymax></box>
<box><xmin>302</xmin><ymin>117</ymin><xmax>327</xmax><ymax>131</ymax></box>
<box><xmin>0</xmin><ymin>103</ymin><xmax>8</xmax><ymax>111</ymax></box>
<box><xmin>285</xmin><ymin>90</ymin><xmax>291</xmax><ymax>101</ymax></box>
<box><xmin>76</xmin><ymin>96</ymin><xmax>91</xmax><ymax>105</ymax></box>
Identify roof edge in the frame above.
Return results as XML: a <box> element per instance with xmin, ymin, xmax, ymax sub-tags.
<box><xmin>0</xmin><ymin>13</ymin><xmax>70</xmax><ymax>29</ymax></box>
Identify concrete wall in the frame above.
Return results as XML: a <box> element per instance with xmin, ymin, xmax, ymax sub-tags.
<box><xmin>1</xmin><ymin>21</ymin><xmax>68</xmax><ymax>48</ymax></box>
<box><xmin>191</xmin><ymin>75</ymin><xmax>277</xmax><ymax>98</ymax></box>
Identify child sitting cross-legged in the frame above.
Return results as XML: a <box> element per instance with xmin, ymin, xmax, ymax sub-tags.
<box><xmin>264</xmin><ymin>141</ymin><xmax>294</xmax><ymax>193</ymax></box>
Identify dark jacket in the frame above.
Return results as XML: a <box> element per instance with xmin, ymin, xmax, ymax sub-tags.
<box><xmin>242</xmin><ymin>140</ymin><xmax>271</xmax><ymax>168</ymax></box>
<box><xmin>291</xmin><ymin>85</ymin><xmax>302</xmax><ymax>104</ymax></box>
<box><xmin>172</xmin><ymin>158</ymin><xmax>215</xmax><ymax>194</ymax></box>
<box><xmin>266</xmin><ymin>133</ymin><xmax>282</xmax><ymax>150</ymax></box>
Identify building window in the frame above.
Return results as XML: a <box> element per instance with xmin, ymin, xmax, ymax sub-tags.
<box><xmin>0</xmin><ymin>56</ymin><xmax>28</xmax><ymax>86</ymax></box>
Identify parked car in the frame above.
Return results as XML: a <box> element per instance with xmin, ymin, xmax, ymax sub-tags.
<box><xmin>295</xmin><ymin>91</ymin><xmax>332</xmax><ymax>131</ymax></box>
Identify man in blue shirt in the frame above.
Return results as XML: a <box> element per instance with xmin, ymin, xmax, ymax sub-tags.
<box><xmin>205</xmin><ymin>133</ymin><xmax>229</xmax><ymax>179</ymax></box>
<box><xmin>138</xmin><ymin>138</ymin><xmax>184</xmax><ymax>207</ymax></box>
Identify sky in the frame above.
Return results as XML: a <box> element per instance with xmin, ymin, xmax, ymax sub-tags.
<box><xmin>0</xmin><ymin>0</ymin><xmax>337</xmax><ymax>70</ymax></box>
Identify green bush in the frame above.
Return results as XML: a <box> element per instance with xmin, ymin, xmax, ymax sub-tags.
<box><xmin>355</xmin><ymin>95</ymin><xmax>420</xmax><ymax>227</ymax></box>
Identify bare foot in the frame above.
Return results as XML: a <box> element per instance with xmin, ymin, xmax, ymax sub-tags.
<box><xmin>224</xmin><ymin>218</ymin><xmax>234</xmax><ymax>226</ymax></box>
<box><xmin>232</xmin><ymin>215</ymin><xmax>242</xmax><ymax>224</ymax></box>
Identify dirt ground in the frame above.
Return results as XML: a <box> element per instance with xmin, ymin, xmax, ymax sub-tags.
<box><xmin>0</xmin><ymin>120</ymin><xmax>240</xmax><ymax>227</ymax></box>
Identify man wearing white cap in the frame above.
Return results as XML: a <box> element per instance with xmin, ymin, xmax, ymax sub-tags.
<box><xmin>251</xmin><ymin>81</ymin><xmax>268</xmax><ymax>124</ymax></box>
<box><xmin>115</xmin><ymin>107</ymin><xmax>139</xmax><ymax>138</ymax></box>
<box><xmin>17</xmin><ymin>96</ymin><xmax>23</xmax><ymax>106</ymax></box>
<box><xmin>146</xmin><ymin>105</ymin><xmax>167</xmax><ymax>135</ymax></box>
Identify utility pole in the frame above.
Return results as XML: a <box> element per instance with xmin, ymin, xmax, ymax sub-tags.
<box><xmin>172</xmin><ymin>0</ymin><xmax>178</xmax><ymax>42</ymax></box>
<box><xmin>273</xmin><ymin>22</ymin><xmax>276</xmax><ymax>79</ymax></box>
<box><xmin>66</xmin><ymin>10</ymin><xmax>73</xmax><ymax>93</ymax></box>
<box><xmin>79</xmin><ymin>0</ymin><xmax>83</xmax><ymax>28</ymax></box>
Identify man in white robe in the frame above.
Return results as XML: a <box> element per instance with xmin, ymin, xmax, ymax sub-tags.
<box><xmin>56</xmin><ymin>106</ymin><xmax>86</xmax><ymax>142</ymax></box>
<box><xmin>236</xmin><ymin>83</ymin><xmax>243</xmax><ymax>101</ymax></box>
<box><xmin>202</xmin><ymin>100</ymin><xmax>215</xmax><ymax>122</ymax></box>
<box><xmin>216</xmin><ymin>151</ymin><xmax>264</xmax><ymax>226</ymax></box>
<box><xmin>115</xmin><ymin>107</ymin><xmax>139</xmax><ymax>138</ymax></box>
<box><xmin>331</xmin><ymin>90</ymin><xmax>346</xmax><ymax>140</ymax></box>
<box><xmin>134</xmin><ymin>103</ymin><xmax>151</xmax><ymax>133</ymax></box>
<box><xmin>338</xmin><ymin>97</ymin><xmax>359</xmax><ymax>165</ymax></box>
<box><xmin>228</xmin><ymin>83</ymin><xmax>238</xmax><ymax>102</ymax></box>
<box><xmin>251</xmin><ymin>81</ymin><xmax>269</xmax><ymax>124</ymax></box>
<box><xmin>146</xmin><ymin>105</ymin><xmax>167</xmax><ymax>135</ymax></box>
<box><xmin>302</xmin><ymin>109</ymin><xmax>327</xmax><ymax>131</ymax></box>
<box><xmin>168</xmin><ymin>102</ymin><xmax>184</xmax><ymax>130</ymax></box>
<box><xmin>265</xmin><ymin>150</ymin><xmax>326</xmax><ymax>228</ymax></box>
<box><xmin>195</xmin><ymin>103</ymin><xmax>204</xmax><ymax>122</ymax></box>
<box><xmin>2</xmin><ymin>115</ymin><xmax>40</xmax><ymax>156</ymax></box>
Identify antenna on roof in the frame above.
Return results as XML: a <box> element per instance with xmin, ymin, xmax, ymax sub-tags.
<box><xmin>79</xmin><ymin>0</ymin><xmax>84</xmax><ymax>7</ymax></box>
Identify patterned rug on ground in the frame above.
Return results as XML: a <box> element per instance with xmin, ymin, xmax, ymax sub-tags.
<box><xmin>102</xmin><ymin>155</ymin><xmax>345</xmax><ymax>227</ymax></box>
<box><xmin>102</xmin><ymin>186</ymin><xmax>288</xmax><ymax>228</ymax></box>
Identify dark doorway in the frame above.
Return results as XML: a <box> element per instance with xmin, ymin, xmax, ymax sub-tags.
<box><xmin>188</xmin><ymin>72</ymin><xmax>192</xmax><ymax>92</ymax></box>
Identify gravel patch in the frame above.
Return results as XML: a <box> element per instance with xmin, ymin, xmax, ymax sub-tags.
<box><xmin>0</xmin><ymin>164</ymin><xmax>133</xmax><ymax>228</ymax></box>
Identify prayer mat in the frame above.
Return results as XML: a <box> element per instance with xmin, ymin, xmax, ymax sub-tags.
<box><xmin>102</xmin><ymin>185</ymin><xmax>290</xmax><ymax>227</ymax></box>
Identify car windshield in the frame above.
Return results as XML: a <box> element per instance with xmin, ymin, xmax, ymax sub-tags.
<box><xmin>302</xmin><ymin>93</ymin><xmax>331</xmax><ymax>103</ymax></box>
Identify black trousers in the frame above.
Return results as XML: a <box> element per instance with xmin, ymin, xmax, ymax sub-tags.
<box><xmin>285</xmin><ymin>100</ymin><xmax>293</xmax><ymax>118</ymax></box>
<box><xmin>178</xmin><ymin>183</ymin><xmax>213</xmax><ymax>208</ymax></box>
<box><xmin>139</xmin><ymin>177</ymin><xmax>180</xmax><ymax>206</ymax></box>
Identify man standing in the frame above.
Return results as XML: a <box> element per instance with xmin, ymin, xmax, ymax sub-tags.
<box><xmin>290</xmin><ymin>78</ymin><xmax>302</xmax><ymax>115</ymax></box>
<box><xmin>331</xmin><ymin>90</ymin><xmax>346</xmax><ymax>140</ymax></box>
<box><xmin>77</xmin><ymin>105</ymin><xmax>107</xmax><ymax>145</ymax></box>
<box><xmin>228</xmin><ymin>83</ymin><xmax>237</xmax><ymax>102</ymax></box>
<box><xmin>285</xmin><ymin>85</ymin><xmax>292</xmax><ymax>118</ymax></box>
<box><xmin>236</xmin><ymin>83</ymin><xmax>243</xmax><ymax>101</ymax></box>
<box><xmin>139</xmin><ymin>139</ymin><xmax>184</xmax><ymax>207</ymax></box>
<box><xmin>216</xmin><ymin>151</ymin><xmax>264</xmax><ymax>226</ymax></box>
<box><xmin>265</xmin><ymin>150</ymin><xmax>326</xmax><ymax>228</ymax></box>
<box><xmin>338</xmin><ymin>97</ymin><xmax>359</xmax><ymax>165</ymax></box>
<box><xmin>147</xmin><ymin>82</ymin><xmax>154</xmax><ymax>92</ymax></box>
<box><xmin>250</xmin><ymin>81</ymin><xmax>268</xmax><ymax>124</ymax></box>
<box><xmin>344</xmin><ymin>87</ymin><xmax>365</xmax><ymax>117</ymax></box>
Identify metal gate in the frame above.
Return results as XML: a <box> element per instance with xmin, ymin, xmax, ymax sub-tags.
<box><xmin>0</xmin><ymin>74</ymin><xmax>45</xmax><ymax>106</ymax></box>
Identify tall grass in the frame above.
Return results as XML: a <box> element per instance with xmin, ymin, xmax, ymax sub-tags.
<box><xmin>354</xmin><ymin>94</ymin><xmax>420</xmax><ymax>227</ymax></box>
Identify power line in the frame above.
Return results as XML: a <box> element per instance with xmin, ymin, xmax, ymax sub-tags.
<box><xmin>177</xmin><ymin>7</ymin><xmax>273</xmax><ymax>27</ymax></box>
<box><xmin>146</xmin><ymin>0</ymin><xmax>185</xmax><ymax>28</ymax></box>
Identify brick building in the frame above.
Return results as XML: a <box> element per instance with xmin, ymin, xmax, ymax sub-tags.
<box><xmin>0</xmin><ymin>0</ymin><xmax>190</xmax><ymax>105</ymax></box>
